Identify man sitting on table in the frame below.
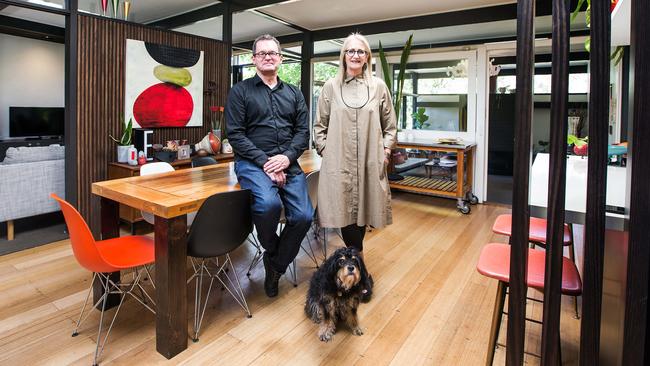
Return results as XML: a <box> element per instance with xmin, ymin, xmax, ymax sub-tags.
<box><xmin>225</xmin><ymin>34</ymin><xmax>313</xmax><ymax>298</ymax></box>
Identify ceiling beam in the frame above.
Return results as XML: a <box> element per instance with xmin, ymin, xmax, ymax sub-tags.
<box><xmin>310</xmin><ymin>29</ymin><xmax>590</xmax><ymax>58</ymax></box>
<box><xmin>233</xmin><ymin>32</ymin><xmax>303</xmax><ymax>50</ymax></box>
<box><xmin>0</xmin><ymin>15</ymin><xmax>65</xmax><ymax>43</ymax></box>
<box><xmin>148</xmin><ymin>0</ymin><xmax>292</xmax><ymax>29</ymax></box>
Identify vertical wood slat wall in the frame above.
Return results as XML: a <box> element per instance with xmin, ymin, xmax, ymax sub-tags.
<box><xmin>580</xmin><ymin>0</ymin><xmax>610</xmax><ymax>364</ymax></box>
<box><xmin>508</xmin><ymin>0</ymin><xmax>534</xmax><ymax>363</ymax></box>
<box><xmin>623</xmin><ymin>0</ymin><xmax>650</xmax><ymax>364</ymax></box>
<box><xmin>76</xmin><ymin>14</ymin><xmax>229</xmax><ymax>234</ymax></box>
<box><xmin>541</xmin><ymin>0</ymin><xmax>570</xmax><ymax>363</ymax></box>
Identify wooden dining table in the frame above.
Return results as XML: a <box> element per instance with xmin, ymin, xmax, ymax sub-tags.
<box><xmin>91</xmin><ymin>150</ymin><xmax>321</xmax><ymax>359</ymax></box>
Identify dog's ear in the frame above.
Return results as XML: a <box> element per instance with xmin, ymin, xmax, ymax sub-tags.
<box><xmin>357</xmin><ymin>254</ymin><xmax>373</xmax><ymax>292</ymax></box>
<box><xmin>325</xmin><ymin>250</ymin><xmax>341</xmax><ymax>279</ymax></box>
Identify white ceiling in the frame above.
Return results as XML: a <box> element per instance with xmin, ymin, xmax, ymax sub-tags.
<box><xmin>174</xmin><ymin>11</ymin><xmax>299</xmax><ymax>44</ymax></box>
<box><xmin>263</xmin><ymin>0</ymin><xmax>515</xmax><ymax>30</ymax></box>
<box><xmin>1</xmin><ymin>0</ymin><xmax>593</xmax><ymax>52</ymax></box>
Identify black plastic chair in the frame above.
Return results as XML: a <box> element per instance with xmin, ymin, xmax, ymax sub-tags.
<box><xmin>186</xmin><ymin>189</ymin><xmax>253</xmax><ymax>342</ymax></box>
<box><xmin>191</xmin><ymin>156</ymin><xmax>218</xmax><ymax>168</ymax></box>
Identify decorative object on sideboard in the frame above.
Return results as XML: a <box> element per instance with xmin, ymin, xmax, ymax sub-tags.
<box><xmin>195</xmin><ymin>132</ymin><xmax>221</xmax><ymax>156</ymax></box>
<box><xmin>137</xmin><ymin>151</ymin><xmax>147</xmax><ymax>165</ymax></box>
<box><xmin>177</xmin><ymin>145</ymin><xmax>191</xmax><ymax>160</ymax></box>
<box><xmin>133</xmin><ymin>129</ymin><xmax>153</xmax><ymax>161</ymax></box>
<box><xmin>109</xmin><ymin>117</ymin><xmax>133</xmax><ymax>163</ymax></box>
<box><xmin>221</xmin><ymin>139</ymin><xmax>232</xmax><ymax>154</ymax></box>
<box><xmin>127</xmin><ymin>146</ymin><xmax>138</xmax><ymax>166</ymax></box>
<box><xmin>125</xmin><ymin>39</ymin><xmax>204</xmax><ymax>128</ymax></box>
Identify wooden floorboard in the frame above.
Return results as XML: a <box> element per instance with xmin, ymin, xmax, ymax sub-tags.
<box><xmin>0</xmin><ymin>192</ymin><xmax>581</xmax><ymax>365</ymax></box>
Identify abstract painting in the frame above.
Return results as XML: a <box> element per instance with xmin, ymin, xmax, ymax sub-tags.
<box><xmin>125</xmin><ymin>39</ymin><xmax>204</xmax><ymax>128</ymax></box>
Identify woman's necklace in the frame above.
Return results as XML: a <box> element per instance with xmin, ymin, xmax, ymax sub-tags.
<box><xmin>340</xmin><ymin>77</ymin><xmax>370</xmax><ymax>109</ymax></box>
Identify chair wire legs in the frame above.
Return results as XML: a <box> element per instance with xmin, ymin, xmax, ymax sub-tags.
<box><xmin>191</xmin><ymin>255</ymin><xmax>251</xmax><ymax>342</ymax></box>
<box><xmin>72</xmin><ymin>268</ymin><xmax>155</xmax><ymax>366</ymax></box>
<box><xmin>246</xmin><ymin>234</ymin><xmax>263</xmax><ymax>277</ymax></box>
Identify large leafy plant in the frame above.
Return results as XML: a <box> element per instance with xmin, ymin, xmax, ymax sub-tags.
<box><xmin>378</xmin><ymin>34</ymin><xmax>413</xmax><ymax>129</ymax></box>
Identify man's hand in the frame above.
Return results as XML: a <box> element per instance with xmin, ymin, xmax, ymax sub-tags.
<box><xmin>266</xmin><ymin>170</ymin><xmax>286</xmax><ymax>188</ymax></box>
<box><xmin>384</xmin><ymin>148</ymin><xmax>391</xmax><ymax>165</ymax></box>
<box><xmin>264</xmin><ymin>154</ymin><xmax>290</xmax><ymax>173</ymax></box>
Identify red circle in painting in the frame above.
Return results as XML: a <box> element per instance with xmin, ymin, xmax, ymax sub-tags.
<box><xmin>133</xmin><ymin>83</ymin><xmax>193</xmax><ymax>128</ymax></box>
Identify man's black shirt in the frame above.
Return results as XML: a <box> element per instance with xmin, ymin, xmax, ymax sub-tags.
<box><xmin>225</xmin><ymin>74</ymin><xmax>309</xmax><ymax>175</ymax></box>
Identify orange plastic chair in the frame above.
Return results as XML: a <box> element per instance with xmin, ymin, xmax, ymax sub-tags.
<box><xmin>51</xmin><ymin>194</ymin><xmax>156</xmax><ymax>366</ymax></box>
<box><xmin>476</xmin><ymin>243</ymin><xmax>582</xmax><ymax>365</ymax></box>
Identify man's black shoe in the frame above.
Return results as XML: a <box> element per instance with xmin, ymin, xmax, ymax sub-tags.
<box><xmin>263</xmin><ymin>253</ymin><xmax>281</xmax><ymax>298</ymax></box>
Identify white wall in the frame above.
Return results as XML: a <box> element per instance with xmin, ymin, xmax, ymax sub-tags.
<box><xmin>0</xmin><ymin>34</ymin><xmax>65</xmax><ymax>138</ymax></box>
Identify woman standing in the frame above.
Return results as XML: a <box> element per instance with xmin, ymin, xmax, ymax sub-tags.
<box><xmin>314</xmin><ymin>33</ymin><xmax>397</xmax><ymax>258</ymax></box>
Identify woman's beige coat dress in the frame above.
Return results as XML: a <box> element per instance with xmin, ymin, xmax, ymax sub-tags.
<box><xmin>314</xmin><ymin>75</ymin><xmax>397</xmax><ymax>229</ymax></box>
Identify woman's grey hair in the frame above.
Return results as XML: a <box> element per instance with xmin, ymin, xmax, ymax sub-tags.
<box><xmin>337</xmin><ymin>33</ymin><xmax>373</xmax><ymax>84</ymax></box>
<box><xmin>252</xmin><ymin>34</ymin><xmax>281</xmax><ymax>54</ymax></box>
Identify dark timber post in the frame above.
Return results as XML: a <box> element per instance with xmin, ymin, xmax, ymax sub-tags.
<box><xmin>508</xmin><ymin>0</ymin><xmax>534</xmax><ymax>364</ymax></box>
<box><xmin>300</xmin><ymin>31</ymin><xmax>313</xmax><ymax>105</ymax></box>
<box><xmin>65</xmin><ymin>0</ymin><xmax>78</xmax><ymax>206</ymax></box>
<box><xmin>623</xmin><ymin>0</ymin><xmax>650</xmax><ymax>364</ymax></box>
<box><xmin>541</xmin><ymin>0</ymin><xmax>569</xmax><ymax>363</ymax></box>
<box><xmin>580</xmin><ymin>0</ymin><xmax>610</xmax><ymax>364</ymax></box>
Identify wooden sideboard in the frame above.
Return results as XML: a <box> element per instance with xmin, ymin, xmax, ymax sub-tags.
<box><xmin>108</xmin><ymin>153</ymin><xmax>234</xmax><ymax>230</ymax></box>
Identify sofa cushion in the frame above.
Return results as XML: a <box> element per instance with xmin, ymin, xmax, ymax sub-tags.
<box><xmin>1</xmin><ymin>144</ymin><xmax>65</xmax><ymax>165</ymax></box>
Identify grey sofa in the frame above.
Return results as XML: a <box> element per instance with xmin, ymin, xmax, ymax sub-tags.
<box><xmin>0</xmin><ymin>144</ymin><xmax>65</xmax><ymax>240</ymax></box>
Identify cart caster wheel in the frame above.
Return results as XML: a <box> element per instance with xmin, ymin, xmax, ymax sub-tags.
<box><xmin>459</xmin><ymin>204</ymin><xmax>471</xmax><ymax>214</ymax></box>
<box><xmin>466</xmin><ymin>193</ymin><xmax>479</xmax><ymax>205</ymax></box>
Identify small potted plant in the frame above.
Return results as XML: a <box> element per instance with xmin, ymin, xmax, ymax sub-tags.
<box><xmin>568</xmin><ymin>134</ymin><xmax>588</xmax><ymax>156</ymax></box>
<box><xmin>110</xmin><ymin>117</ymin><xmax>133</xmax><ymax>163</ymax></box>
<box><xmin>411</xmin><ymin>107</ymin><xmax>430</xmax><ymax>129</ymax></box>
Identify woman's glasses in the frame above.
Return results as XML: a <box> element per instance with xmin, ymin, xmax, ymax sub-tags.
<box><xmin>254</xmin><ymin>51</ymin><xmax>281</xmax><ymax>59</ymax></box>
<box><xmin>345</xmin><ymin>49</ymin><xmax>367</xmax><ymax>57</ymax></box>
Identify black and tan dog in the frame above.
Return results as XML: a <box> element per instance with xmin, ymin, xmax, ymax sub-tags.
<box><xmin>304</xmin><ymin>247</ymin><xmax>373</xmax><ymax>342</ymax></box>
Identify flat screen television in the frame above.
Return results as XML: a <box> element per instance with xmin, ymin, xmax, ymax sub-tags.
<box><xmin>9</xmin><ymin>107</ymin><xmax>64</xmax><ymax>138</ymax></box>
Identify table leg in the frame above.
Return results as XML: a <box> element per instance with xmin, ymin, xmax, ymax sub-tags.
<box><xmin>154</xmin><ymin>214</ymin><xmax>188</xmax><ymax>359</ymax></box>
<box><xmin>95</xmin><ymin>197</ymin><xmax>121</xmax><ymax>310</ymax></box>
<box><xmin>457</xmin><ymin>150</ymin><xmax>465</xmax><ymax>198</ymax></box>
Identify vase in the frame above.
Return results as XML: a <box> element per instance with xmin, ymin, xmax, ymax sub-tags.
<box><xmin>117</xmin><ymin>145</ymin><xmax>133</xmax><ymax>163</ymax></box>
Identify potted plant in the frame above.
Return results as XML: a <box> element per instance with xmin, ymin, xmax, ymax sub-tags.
<box><xmin>412</xmin><ymin>107</ymin><xmax>430</xmax><ymax>129</ymax></box>
<box><xmin>568</xmin><ymin>134</ymin><xmax>588</xmax><ymax>156</ymax></box>
<box><xmin>110</xmin><ymin>117</ymin><xmax>133</xmax><ymax>163</ymax></box>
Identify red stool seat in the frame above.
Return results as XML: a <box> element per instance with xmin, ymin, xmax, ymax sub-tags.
<box><xmin>492</xmin><ymin>214</ymin><xmax>572</xmax><ymax>245</ymax></box>
<box><xmin>477</xmin><ymin>243</ymin><xmax>582</xmax><ymax>296</ymax></box>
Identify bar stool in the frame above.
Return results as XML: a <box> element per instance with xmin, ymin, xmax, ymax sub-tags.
<box><xmin>477</xmin><ymin>243</ymin><xmax>582</xmax><ymax>365</ymax></box>
<box><xmin>492</xmin><ymin>214</ymin><xmax>580</xmax><ymax>318</ymax></box>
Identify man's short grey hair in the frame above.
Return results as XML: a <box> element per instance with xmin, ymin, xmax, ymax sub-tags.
<box><xmin>252</xmin><ymin>34</ymin><xmax>281</xmax><ymax>54</ymax></box>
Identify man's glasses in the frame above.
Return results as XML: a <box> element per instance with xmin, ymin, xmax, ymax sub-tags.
<box><xmin>254</xmin><ymin>51</ymin><xmax>281</xmax><ymax>59</ymax></box>
<box><xmin>345</xmin><ymin>49</ymin><xmax>367</xmax><ymax>57</ymax></box>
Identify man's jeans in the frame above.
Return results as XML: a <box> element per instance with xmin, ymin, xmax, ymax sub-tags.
<box><xmin>234</xmin><ymin>159</ymin><xmax>313</xmax><ymax>273</ymax></box>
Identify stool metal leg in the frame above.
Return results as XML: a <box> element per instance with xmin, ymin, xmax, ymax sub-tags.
<box><xmin>486</xmin><ymin>281</ymin><xmax>508</xmax><ymax>366</ymax></box>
